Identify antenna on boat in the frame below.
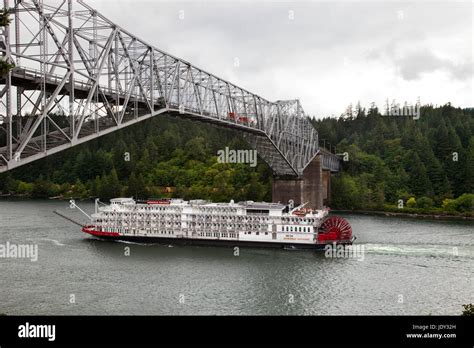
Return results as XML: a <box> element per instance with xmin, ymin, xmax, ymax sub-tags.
<box><xmin>94</xmin><ymin>199</ymin><xmax>108</xmax><ymax>214</ymax></box>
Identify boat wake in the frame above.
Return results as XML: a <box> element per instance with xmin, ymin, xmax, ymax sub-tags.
<box><xmin>40</xmin><ymin>238</ymin><xmax>67</xmax><ymax>247</ymax></box>
<box><xmin>114</xmin><ymin>239</ymin><xmax>157</xmax><ymax>246</ymax></box>
<box><xmin>363</xmin><ymin>243</ymin><xmax>474</xmax><ymax>259</ymax></box>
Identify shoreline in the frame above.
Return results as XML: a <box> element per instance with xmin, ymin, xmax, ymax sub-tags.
<box><xmin>332</xmin><ymin>209</ymin><xmax>474</xmax><ymax>221</ymax></box>
<box><xmin>0</xmin><ymin>194</ymin><xmax>93</xmax><ymax>200</ymax></box>
<box><xmin>1</xmin><ymin>195</ymin><xmax>473</xmax><ymax>221</ymax></box>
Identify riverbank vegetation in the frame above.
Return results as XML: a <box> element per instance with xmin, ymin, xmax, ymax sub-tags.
<box><xmin>0</xmin><ymin>104</ymin><xmax>472</xmax><ymax>217</ymax></box>
<box><xmin>314</xmin><ymin>104</ymin><xmax>474</xmax><ymax>216</ymax></box>
<box><xmin>462</xmin><ymin>304</ymin><xmax>474</xmax><ymax>316</ymax></box>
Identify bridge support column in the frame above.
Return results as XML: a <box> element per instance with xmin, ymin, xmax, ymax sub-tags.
<box><xmin>272</xmin><ymin>154</ymin><xmax>324</xmax><ymax>209</ymax></box>
<box><xmin>322</xmin><ymin>170</ymin><xmax>331</xmax><ymax>206</ymax></box>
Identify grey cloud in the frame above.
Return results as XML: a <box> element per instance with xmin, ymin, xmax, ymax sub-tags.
<box><xmin>395</xmin><ymin>50</ymin><xmax>473</xmax><ymax>81</ymax></box>
<box><xmin>86</xmin><ymin>0</ymin><xmax>473</xmax><ymax>114</ymax></box>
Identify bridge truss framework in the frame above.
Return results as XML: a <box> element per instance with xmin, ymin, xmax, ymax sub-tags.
<box><xmin>0</xmin><ymin>0</ymin><xmax>340</xmax><ymax>177</ymax></box>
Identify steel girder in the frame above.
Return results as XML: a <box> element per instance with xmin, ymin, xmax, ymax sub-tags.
<box><xmin>0</xmin><ymin>0</ymin><xmax>334</xmax><ymax>177</ymax></box>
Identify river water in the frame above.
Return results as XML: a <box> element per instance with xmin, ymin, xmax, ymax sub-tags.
<box><xmin>0</xmin><ymin>199</ymin><xmax>472</xmax><ymax>315</ymax></box>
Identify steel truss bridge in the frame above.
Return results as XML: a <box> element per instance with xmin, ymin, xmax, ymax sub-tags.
<box><xmin>0</xmin><ymin>0</ymin><xmax>340</xmax><ymax>177</ymax></box>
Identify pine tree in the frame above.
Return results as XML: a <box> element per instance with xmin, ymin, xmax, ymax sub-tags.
<box><xmin>403</xmin><ymin>151</ymin><xmax>432</xmax><ymax>197</ymax></box>
<box><xmin>417</xmin><ymin>137</ymin><xmax>451</xmax><ymax>198</ymax></box>
<box><xmin>464</xmin><ymin>137</ymin><xmax>474</xmax><ymax>193</ymax></box>
<box><xmin>126</xmin><ymin>171</ymin><xmax>149</xmax><ymax>199</ymax></box>
<box><xmin>433</xmin><ymin>122</ymin><xmax>451</xmax><ymax>161</ymax></box>
<box><xmin>107</xmin><ymin>168</ymin><xmax>121</xmax><ymax>198</ymax></box>
<box><xmin>126</xmin><ymin>172</ymin><xmax>139</xmax><ymax>198</ymax></box>
<box><xmin>92</xmin><ymin>176</ymin><xmax>102</xmax><ymax>197</ymax></box>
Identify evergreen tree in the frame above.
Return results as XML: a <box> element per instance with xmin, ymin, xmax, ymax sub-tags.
<box><xmin>32</xmin><ymin>175</ymin><xmax>53</xmax><ymax>198</ymax></box>
<box><xmin>464</xmin><ymin>137</ymin><xmax>474</xmax><ymax>193</ymax></box>
<box><xmin>107</xmin><ymin>168</ymin><xmax>121</xmax><ymax>199</ymax></box>
<box><xmin>92</xmin><ymin>176</ymin><xmax>102</xmax><ymax>197</ymax></box>
<box><xmin>3</xmin><ymin>105</ymin><xmax>472</xmax><ymax>212</ymax></box>
<box><xmin>403</xmin><ymin>151</ymin><xmax>432</xmax><ymax>197</ymax></box>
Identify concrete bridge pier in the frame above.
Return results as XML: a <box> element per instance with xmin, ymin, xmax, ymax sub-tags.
<box><xmin>322</xmin><ymin>169</ymin><xmax>331</xmax><ymax>207</ymax></box>
<box><xmin>272</xmin><ymin>154</ymin><xmax>332</xmax><ymax>209</ymax></box>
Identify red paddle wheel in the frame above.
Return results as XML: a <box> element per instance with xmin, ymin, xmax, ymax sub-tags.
<box><xmin>318</xmin><ymin>216</ymin><xmax>352</xmax><ymax>242</ymax></box>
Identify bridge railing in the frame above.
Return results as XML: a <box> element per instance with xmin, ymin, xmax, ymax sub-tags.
<box><xmin>322</xmin><ymin>153</ymin><xmax>341</xmax><ymax>172</ymax></box>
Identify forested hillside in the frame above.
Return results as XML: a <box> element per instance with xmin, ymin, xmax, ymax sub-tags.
<box><xmin>313</xmin><ymin>104</ymin><xmax>474</xmax><ymax>213</ymax></box>
<box><xmin>1</xmin><ymin>104</ymin><xmax>473</xmax><ymax>214</ymax></box>
<box><xmin>0</xmin><ymin>116</ymin><xmax>273</xmax><ymax>202</ymax></box>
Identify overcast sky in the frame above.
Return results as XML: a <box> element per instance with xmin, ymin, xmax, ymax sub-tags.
<box><xmin>87</xmin><ymin>0</ymin><xmax>473</xmax><ymax>117</ymax></box>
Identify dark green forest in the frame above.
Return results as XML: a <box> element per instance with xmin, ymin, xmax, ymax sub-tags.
<box><xmin>314</xmin><ymin>104</ymin><xmax>474</xmax><ymax>214</ymax></box>
<box><xmin>0</xmin><ymin>115</ymin><xmax>273</xmax><ymax>202</ymax></box>
<box><xmin>0</xmin><ymin>104</ymin><xmax>473</xmax><ymax>215</ymax></box>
